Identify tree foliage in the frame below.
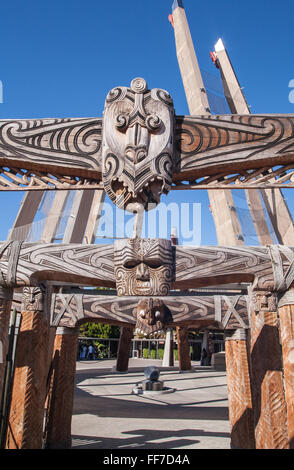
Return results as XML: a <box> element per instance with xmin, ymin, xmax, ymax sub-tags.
<box><xmin>79</xmin><ymin>322</ymin><xmax>120</xmax><ymax>339</ymax></box>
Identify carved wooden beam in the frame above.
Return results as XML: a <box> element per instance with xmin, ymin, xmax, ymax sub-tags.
<box><xmin>1</xmin><ymin>240</ymin><xmax>293</xmax><ymax>295</ymax></box>
<box><xmin>174</xmin><ymin>244</ymin><xmax>294</xmax><ymax>292</ymax></box>
<box><xmin>0</xmin><ymin>118</ymin><xmax>102</xmax><ymax>175</ymax></box>
<box><xmin>0</xmin><ymin>80</ymin><xmax>293</xmax><ymax>199</ymax></box>
<box><xmin>174</xmin><ymin>115</ymin><xmax>294</xmax><ymax>184</ymax></box>
<box><xmin>45</xmin><ymin>293</ymin><xmax>250</xmax><ymax>332</ymax></box>
<box><xmin>0</xmin><ymin>241</ymin><xmax>114</xmax><ymax>288</ymax></box>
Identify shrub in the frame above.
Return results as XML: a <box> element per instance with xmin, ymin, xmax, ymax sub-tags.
<box><xmin>143</xmin><ymin>348</ymin><xmax>149</xmax><ymax>359</ymax></box>
<box><xmin>158</xmin><ymin>348</ymin><xmax>164</xmax><ymax>360</ymax></box>
<box><xmin>150</xmin><ymin>349</ymin><xmax>156</xmax><ymax>360</ymax></box>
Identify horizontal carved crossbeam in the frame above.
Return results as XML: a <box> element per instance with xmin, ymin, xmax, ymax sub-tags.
<box><xmin>12</xmin><ymin>290</ymin><xmax>250</xmax><ymax>332</ymax></box>
<box><xmin>1</xmin><ymin>240</ymin><xmax>293</xmax><ymax>294</ymax></box>
<box><xmin>49</xmin><ymin>293</ymin><xmax>249</xmax><ymax>331</ymax></box>
<box><xmin>0</xmin><ymin>78</ymin><xmax>293</xmax><ymax>202</ymax></box>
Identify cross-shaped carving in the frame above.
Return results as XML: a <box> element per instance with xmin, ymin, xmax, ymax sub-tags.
<box><xmin>0</xmin><ymin>78</ymin><xmax>292</xmax><ymax>209</ymax></box>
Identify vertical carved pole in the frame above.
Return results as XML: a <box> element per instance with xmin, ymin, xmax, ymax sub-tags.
<box><xmin>0</xmin><ymin>287</ymin><xmax>13</xmax><ymax>399</ymax></box>
<box><xmin>6</xmin><ymin>286</ymin><xmax>49</xmax><ymax>449</ymax></box>
<box><xmin>45</xmin><ymin>326</ymin><xmax>79</xmax><ymax>449</ymax></box>
<box><xmin>249</xmin><ymin>289</ymin><xmax>289</xmax><ymax>449</ymax></box>
<box><xmin>176</xmin><ymin>326</ymin><xmax>191</xmax><ymax>371</ymax></box>
<box><xmin>278</xmin><ymin>289</ymin><xmax>294</xmax><ymax>448</ymax></box>
<box><xmin>115</xmin><ymin>327</ymin><xmax>133</xmax><ymax>373</ymax></box>
<box><xmin>224</xmin><ymin>329</ymin><xmax>255</xmax><ymax>449</ymax></box>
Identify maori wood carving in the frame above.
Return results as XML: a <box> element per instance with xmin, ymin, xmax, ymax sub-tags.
<box><xmin>1</xmin><ymin>240</ymin><xmax>293</xmax><ymax>293</ymax></box>
<box><xmin>102</xmin><ymin>78</ymin><xmax>174</xmax><ymax>211</ymax></box>
<box><xmin>0</xmin><ymin>79</ymin><xmax>292</xmax><ymax>195</ymax></box>
<box><xmin>45</xmin><ymin>292</ymin><xmax>250</xmax><ymax>332</ymax></box>
<box><xmin>136</xmin><ymin>298</ymin><xmax>169</xmax><ymax>336</ymax></box>
<box><xmin>174</xmin><ymin>244</ymin><xmax>294</xmax><ymax>292</ymax></box>
<box><xmin>173</xmin><ymin>115</ymin><xmax>294</xmax><ymax>187</ymax></box>
<box><xmin>21</xmin><ymin>285</ymin><xmax>44</xmax><ymax>312</ymax></box>
<box><xmin>0</xmin><ymin>241</ymin><xmax>114</xmax><ymax>288</ymax></box>
<box><xmin>114</xmin><ymin>238</ymin><xmax>174</xmax><ymax>296</ymax></box>
<box><xmin>0</xmin><ymin>118</ymin><xmax>102</xmax><ymax>190</ymax></box>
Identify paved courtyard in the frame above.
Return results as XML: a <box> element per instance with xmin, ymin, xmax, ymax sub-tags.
<box><xmin>71</xmin><ymin>359</ymin><xmax>230</xmax><ymax>450</ymax></box>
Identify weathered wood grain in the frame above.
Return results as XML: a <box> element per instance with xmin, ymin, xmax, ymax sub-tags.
<box><xmin>48</xmin><ymin>292</ymin><xmax>250</xmax><ymax>331</ymax></box>
<box><xmin>0</xmin><ymin>241</ymin><xmax>114</xmax><ymax>288</ymax></box>
<box><xmin>278</xmin><ymin>290</ymin><xmax>294</xmax><ymax>448</ymax></box>
<box><xmin>249</xmin><ymin>296</ymin><xmax>289</xmax><ymax>448</ymax></box>
<box><xmin>0</xmin><ymin>118</ymin><xmax>102</xmax><ymax>177</ymax></box>
<box><xmin>1</xmin><ymin>241</ymin><xmax>293</xmax><ymax>294</ymax></box>
<box><xmin>6</xmin><ymin>289</ymin><xmax>49</xmax><ymax>449</ymax></box>
<box><xmin>174</xmin><ymin>245</ymin><xmax>294</xmax><ymax>291</ymax></box>
<box><xmin>0</xmin><ymin>112</ymin><xmax>293</xmax><ymax>192</ymax></box>
<box><xmin>44</xmin><ymin>327</ymin><xmax>79</xmax><ymax>449</ymax></box>
<box><xmin>225</xmin><ymin>330</ymin><xmax>255</xmax><ymax>449</ymax></box>
<box><xmin>174</xmin><ymin>115</ymin><xmax>294</xmax><ymax>180</ymax></box>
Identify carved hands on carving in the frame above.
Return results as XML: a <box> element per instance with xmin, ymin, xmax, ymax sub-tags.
<box><xmin>135</xmin><ymin>298</ymin><xmax>167</xmax><ymax>336</ymax></box>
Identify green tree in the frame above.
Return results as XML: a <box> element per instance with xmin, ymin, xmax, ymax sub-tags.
<box><xmin>79</xmin><ymin>322</ymin><xmax>120</xmax><ymax>339</ymax></box>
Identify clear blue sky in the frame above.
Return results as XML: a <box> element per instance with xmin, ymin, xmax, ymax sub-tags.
<box><xmin>0</xmin><ymin>0</ymin><xmax>293</xmax><ymax>244</ymax></box>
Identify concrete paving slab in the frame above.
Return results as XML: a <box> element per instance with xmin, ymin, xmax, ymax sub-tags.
<box><xmin>71</xmin><ymin>359</ymin><xmax>230</xmax><ymax>449</ymax></box>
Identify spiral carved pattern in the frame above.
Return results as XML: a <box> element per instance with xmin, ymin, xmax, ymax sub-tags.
<box><xmin>0</xmin><ymin>118</ymin><xmax>102</xmax><ymax>176</ymax></box>
<box><xmin>174</xmin><ymin>115</ymin><xmax>294</xmax><ymax>180</ymax></box>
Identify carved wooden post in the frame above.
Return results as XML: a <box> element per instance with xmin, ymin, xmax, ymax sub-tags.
<box><xmin>278</xmin><ymin>289</ymin><xmax>294</xmax><ymax>448</ymax></box>
<box><xmin>115</xmin><ymin>327</ymin><xmax>134</xmax><ymax>373</ymax></box>
<box><xmin>0</xmin><ymin>287</ymin><xmax>13</xmax><ymax>398</ymax></box>
<box><xmin>45</xmin><ymin>326</ymin><xmax>79</xmax><ymax>449</ymax></box>
<box><xmin>224</xmin><ymin>329</ymin><xmax>255</xmax><ymax>449</ymax></box>
<box><xmin>176</xmin><ymin>326</ymin><xmax>191</xmax><ymax>371</ymax></box>
<box><xmin>6</xmin><ymin>286</ymin><xmax>49</xmax><ymax>449</ymax></box>
<box><xmin>249</xmin><ymin>289</ymin><xmax>289</xmax><ymax>449</ymax></box>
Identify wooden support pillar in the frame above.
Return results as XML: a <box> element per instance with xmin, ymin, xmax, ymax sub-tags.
<box><xmin>0</xmin><ymin>287</ymin><xmax>13</xmax><ymax>399</ymax></box>
<box><xmin>6</xmin><ymin>286</ymin><xmax>49</xmax><ymax>449</ymax></box>
<box><xmin>249</xmin><ymin>289</ymin><xmax>289</xmax><ymax>448</ymax></box>
<box><xmin>224</xmin><ymin>329</ymin><xmax>255</xmax><ymax>449</ymax></box>
<box><xmin>171</xmin><ymin>1</ymin><xmax>244</xmax><ymax>246</ymax></box>
<box><xmin>278</xmin><ymin>289</ymin><xmax>294</xmax><ymax>448</ymax></box>
<box><xmin>7</xmin><ymin>191</ymin><xmax>44</xmax><ymax>241</ymax></box>
<box><xmin>45</xmin><ymin>326</ymin><xmax>79</xmax><ymax>449</ymax></box>
<box><xmin>115</xmin><ymin>327</ymin><xmax>133</xmax><ymax>373</ymax></box>
<box><xmin>176</xmin><ymin>326</ymin><xmax>191</xmax><ymax>371</ymax></box>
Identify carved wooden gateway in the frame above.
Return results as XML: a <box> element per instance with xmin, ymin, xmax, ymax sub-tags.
<box><xmin>0</xmin><ymin>75</ymin><xmax>293</xmax><ymax>450</ymax></box>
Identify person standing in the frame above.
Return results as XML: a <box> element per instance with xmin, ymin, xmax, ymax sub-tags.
<box><xmin>87</xmin><ymin>344</ymin><xmax>94</xmax><ymax>360</ymax></box>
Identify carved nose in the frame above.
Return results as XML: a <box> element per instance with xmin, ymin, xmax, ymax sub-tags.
<box><xmin>136</xmin><ymin>263</ymin><xmax>150</xmax><ymax>281</ymax></box>
<box><xmin>125</xmin><ymin>125</ymin><xmax>149</xmax><ymax>162</ymax></box>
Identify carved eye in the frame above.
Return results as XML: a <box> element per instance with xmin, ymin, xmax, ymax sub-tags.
<box><xmin>124</xmin><ymin>260</ymin><xmax>139</xmax><ymax>269</ymax></box>
<box><xmin>140</xmin><ymin>310</ymin><xmax>146</xmax><ymax>318</ymax></box>
<box><xmin>115</xmin><ymin>113</ymin><xmax>129</xmax><ymax>131</ymax></box>
<box><xmin>146</xmin><ymin>260</ymin><xmax>162</xmax><ymax>269</ymax></box>
<box><xmin>146</xmin><ymin>114</ymin><xmax>162</xmax><ymax>132</ymax></box>
<box><xmin>155</xmin><ymin>311</ymin><xmax>161</xmax><ymax>319</ymax></box>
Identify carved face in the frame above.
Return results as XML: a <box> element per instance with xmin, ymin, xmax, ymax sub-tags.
<box><xmin>135</xmin><ymin>298</ymin><xmax>167</xmax><ymax>336</ymax></box>
<box><xmin>251</xmin><ymin>290</ymin><xmax>277</xmax><ymax>313</ymax></box>
<box><xmin>102</xmin><ymin>78</ymin><xmax>174</xmax><ymax>212</ymax></box>
<box><xmin>21</xmin><ymin>286</ymin><xmax>44</xmax><ymax>312</ymax></box>
<box><xmin>114</xmin><ymin>238</ymin><xmax>174</xmax><ymax>296</ymax></box>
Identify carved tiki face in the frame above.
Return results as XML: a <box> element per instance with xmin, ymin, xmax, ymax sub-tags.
<box><xmin>114</xmin><ymin>238</ymin><xmax>174</xmax><ymax>296</ymax></box>
<box><xmin>135</xmin><ymin>298</ymin><xmax>167</xmax><ymax>336</ymax></box>
<box><xmin>21</xmin><ymin>286</ymin><xmax>44</xmax><ymax>312</ymax></box>
<box><xmin>102</xmin><ymin>78</ymin><xmax>174</xmax><ymax>212</ymax></box>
